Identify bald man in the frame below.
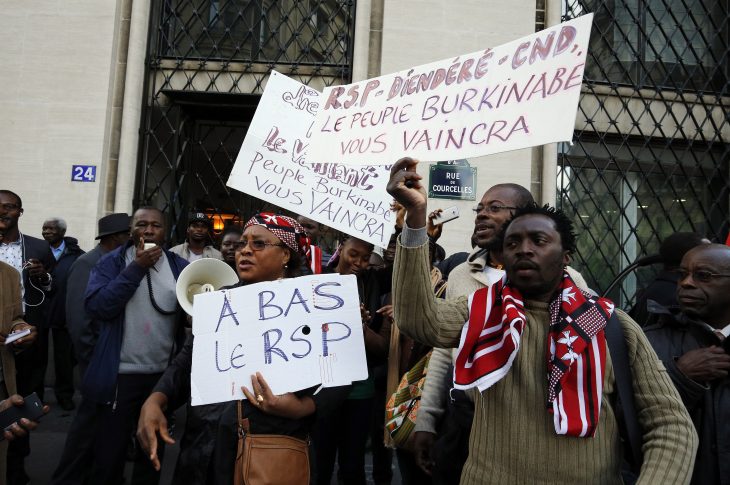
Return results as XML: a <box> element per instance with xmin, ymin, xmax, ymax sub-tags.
<box><xmin>645</xmin><ymin>244</ymin><xmax>730</xmax><ymax>485</ymax></box>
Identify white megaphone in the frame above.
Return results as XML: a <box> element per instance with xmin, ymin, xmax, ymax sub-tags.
<box><xmin>175</xmin><ymin>258</ymin><xmax>239</xmax><ymax>315</ymax></box>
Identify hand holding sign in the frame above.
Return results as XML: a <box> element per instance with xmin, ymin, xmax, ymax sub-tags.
<box><xmin>386</xmin><ymin>158</ymin><xmax>428</xmax><ymax>230</ymax></box>
<box><xmin>241</xmin><ymin>372</ymin><xmax>316</xmax><ymax>419</ymax></box>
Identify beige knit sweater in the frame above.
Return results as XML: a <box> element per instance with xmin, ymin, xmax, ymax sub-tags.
<box><xmin>393</xmin><ymin>237</ymin><xmax>698</xmax><ymax>484</ymax></box>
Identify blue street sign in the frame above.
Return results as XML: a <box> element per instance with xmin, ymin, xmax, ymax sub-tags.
<box><xmin>428</xmin><ymin>160</ymin><xmax>477</xmax><ymax>200</ymax></box>
<box><xmin>71</xmin><ymin>165</ymin><xmax>96</xmax><ymax>182</ymax></box>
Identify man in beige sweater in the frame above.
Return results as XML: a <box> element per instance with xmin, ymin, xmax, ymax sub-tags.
<box><xmin>387</xmin><ymin>158</ymin><xmax>697</xmax><ymax>484</ymax></box>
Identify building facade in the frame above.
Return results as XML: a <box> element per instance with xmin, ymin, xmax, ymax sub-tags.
<box><xmin>2</xmin><ymin>0</ymin><xmax>727</xmax><ymax>304</ymax></box>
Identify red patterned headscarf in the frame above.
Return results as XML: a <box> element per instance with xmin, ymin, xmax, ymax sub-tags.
<box><xmin>244</xmin><ymin>213</ymin><xmax>311</xmax><ymax>259</ymax></box>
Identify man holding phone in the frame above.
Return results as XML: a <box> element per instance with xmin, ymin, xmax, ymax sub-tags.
<box><xmin>0</xmin><ymin>258</ymin><xmax>42</xmax><ymax>482</ymax></box>
<box><xmin>645</xmin><ymin>243</ymin><xmax>730</xmax><ymax>484</ymax></box>
<box><xmin>0</xmin><ymin>190</ymin><xmax>52</xmax><ymax>485</ymax></box>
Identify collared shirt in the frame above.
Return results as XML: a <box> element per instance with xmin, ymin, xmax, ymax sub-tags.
<box><xmin>0</xmin><ymin>237</ymin><xmax>23</xmax><ymax>274</ymax></box>
<box><xmin>699</xmin><ymin>321</ymin><xmax>730</xmax><ymax>340</ymax></box>
<box><xmin>0</xmin><ymin>235</ymin><xmax>24</xmax><ymax>298</ymax></box>
<box><xmin>51</xmin><ymin>239</ymin><xmax>66</xmax><ymax>261</ymax></box>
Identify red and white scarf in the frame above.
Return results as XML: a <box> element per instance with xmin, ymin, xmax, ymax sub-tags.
<box><xmin>454</xmin><ymin>272</ymin><xmax>614</xmax><ymax>437</ymax></box>
<box><xmin>309</xmin><ymin>245</ymin><xmax>323</xmax><ymax>274</ymax></box>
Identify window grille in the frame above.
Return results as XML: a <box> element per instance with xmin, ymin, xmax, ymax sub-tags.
<box><xmin>136</xmin><ymin>0</ymin><xmax>355</xmax><ymax>244</ymax></box>
<box><xmin>560</xmin><ymin>0</ymin><xmax>729</xmax><ymax>307</ymax></box>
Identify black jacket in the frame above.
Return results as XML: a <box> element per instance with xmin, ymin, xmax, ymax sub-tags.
<box><xmin>154</xmin><ymin>330</ymin><xmax>350</xmax><ymax>485</ymax></box>
<box><xmin>47</xmin><ymin>237</ymin><xmax>85</xmax><ymax>329</ymax></box>
<box><xmin>19</xmin><ymin>234</ymin><xmax>55</xmax><ymax>327</ymax></box>
<box><xmin>644</xmin><ymin>313</ymin><xmax>730</xmax><ymax>484</ymax></box>
<box><xmin>66</xmin><ymin>244</ymin><xmax>106</xmax><ymax>368</ymax></box>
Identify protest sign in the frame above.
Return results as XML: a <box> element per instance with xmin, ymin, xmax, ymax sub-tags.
<box><xmin>227</xmin><ymin>70</ymin><xmax>395</xmax><ymax>247</ymax></box>
<box><xmin>308</xmin><ymin>14</ymin><xmax>593</xmax><ymax>165</ymax></box>
<box><xmin>190</xmin><ymin>273</ymin><xmax>367</xmax><ymax>406</ymax></box>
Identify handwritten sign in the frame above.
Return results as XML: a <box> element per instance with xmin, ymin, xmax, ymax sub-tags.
<box><xmin>190</xmin><ymin>274</ymin><xmax>367</xmax><ymax>406</ymax></box>
<box><xmin>227</xmin><ymin>71</ymin><xmax>395</xmax><ymax>247</ymax></box>
<box><xmin>308</xmin><ymin>15</ymin><xmax>593</xmax><ymax>165</ymax></box>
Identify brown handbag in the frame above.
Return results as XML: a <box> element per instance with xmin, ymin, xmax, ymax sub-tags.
<box><xmin>234</xmin><ymin>401</ymin><xmax>311</xmax><ymax>485</ymax></box>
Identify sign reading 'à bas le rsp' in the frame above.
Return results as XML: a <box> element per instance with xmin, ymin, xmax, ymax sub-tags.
<box><xmin>190</xmin><ymin>273</ymin><xmax>367</xmax><ymax>406</ymax></box>
<box><xmin>429</xmin><ymin>160</ymin><xmax>476</xmax><ymax>200</ymax></box>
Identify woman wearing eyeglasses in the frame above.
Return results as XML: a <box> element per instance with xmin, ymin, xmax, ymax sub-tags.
<box><xmin>137</xmin><ymin>213</ymin><xmax>350</xmax><ymax>485</ymax></box>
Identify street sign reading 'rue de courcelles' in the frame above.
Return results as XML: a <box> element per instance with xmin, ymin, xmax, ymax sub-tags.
<box><xmin>428</xmin><ymin>160</ymin><xmax>477</xmax><ymax>201</ymax></box>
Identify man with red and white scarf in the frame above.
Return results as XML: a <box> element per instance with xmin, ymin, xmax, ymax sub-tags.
<box><xmin>387</xmin><ymin>158</ymin><xmax>697</xmax><ymax>484</ymax></box>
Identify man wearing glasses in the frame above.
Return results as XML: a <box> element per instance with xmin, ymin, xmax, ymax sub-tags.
<box><xmin>645</xmin><ymin>243</ymin><xmax>730</xmax><ymax>485</ymax></box>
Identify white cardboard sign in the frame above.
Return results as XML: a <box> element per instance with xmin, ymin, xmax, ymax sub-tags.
<box><xmin>308</xmin><ymin>14</ymin><xmax>593</xmax><ymax>165</ymax></box>
<box><xmin>190</xmin><ymin>274</ymin><xmax>367</xmax><ymax>406</ymax></box>
<box><xmin>227</xmin><ymin>71</ymin><xmax>395</xmax><ymax>248</ymax></box>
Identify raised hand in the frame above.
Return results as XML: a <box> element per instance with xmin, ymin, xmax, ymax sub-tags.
<box><xmin>386</xmin><ymin>157</ymin><xmax>427</xmax><ymax>229</ymax></box>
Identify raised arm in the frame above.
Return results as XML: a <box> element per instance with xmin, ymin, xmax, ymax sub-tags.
<box><xmin>387</xmin><ymin>158</ymin><xmax>469</xmax><ymax>348</ymax></box>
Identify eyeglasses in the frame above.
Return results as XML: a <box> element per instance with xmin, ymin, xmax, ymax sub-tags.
<box><xmin>472</xmin><ymin>204</ymin><xmax>517</xmax><ymax>214</ymax></box>
<box><xmin>677</xmin><ymin>269</ymin><xmax>730</xmax><ymax>283</ymax></box>
<box><xmin>233</xmin><ymin>240</ymin><xmax>287</xmax><ymax>252</ymax></box>
<box><xmin>0</xmin><ymin>203</ymin><xmax>20</xmax><ymax>211</ymax></box>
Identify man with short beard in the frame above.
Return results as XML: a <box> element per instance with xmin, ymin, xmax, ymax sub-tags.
<box><xmin>170</xmin><ymin>212</ymin><xmax>221</xmax><ymax>262</ymax></box>
<box><xmin>644</xmin><ymin>244</ymin><xmax>730</xmax><ymax>484</ymax></box>
<box><xmin>410</xmin><ymin>183</ymin><xmax>590</xmax><ymax>483</ymax></box>
<box><xmin>387</xmin><ymin>158</ymin><xmax>697</xmax><ymax>484</ymax></box>
<box><xmin>52</xmin><ymin>207</ymin><xmax>188</xmax><ymax>485</ymax></box>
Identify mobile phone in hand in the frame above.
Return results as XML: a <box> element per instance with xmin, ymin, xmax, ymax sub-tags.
<box><xmin>4</xmin><ymin>328</ymin><xmax>31</xmax><ymax>345</ymax></box>
<box><xmin>431</xmin><ymin>206</ymin><xmax>460</xmax><ymax>225</ymax></box>
<box><xmin>0</xmin><ymin>393</ymin><xmax>45</xmax><ymax>440</ymax></box>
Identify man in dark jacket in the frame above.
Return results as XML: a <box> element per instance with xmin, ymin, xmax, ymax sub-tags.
<box><xmin>644</xmin><ymin>243</ymin><xmax>730</xmax><ymax>485</ymax></box>
<box><xmin>66</xmin><ymin>213</ymin><xmax>129</xmax><ymax>377</ymax></box>
<box><xmin>0</xmin><ymin>189</ymin><xmax>55</xmax><ymax>485</ymax></box>
<box><xmin>52</xmin><ymin>207</ymin><xmax>188</xmax><ymax>485</ymax></box>
<box><xmin>42</xmin><ymin>217</ymin><xmax>85</xmax><ymax>410</ymax></box>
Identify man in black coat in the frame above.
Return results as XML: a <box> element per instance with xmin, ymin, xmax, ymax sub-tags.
<box><xmin>42</xmin><ymin>217</ymin><xmax>85</xmax><ymax>410</ymax></box>
<box><xmin>0</xmin><ymin>189</ymin><xmax>55</xmax><ymax>485</ymax></box>
<box><xmin>644</xmin><ymin>243</ymin><xmax>730</xmax><ymax>484</ymax></box>
<box><xmin>66</xmin><ymin>213</ymin><xmax>129</xmax><ymax>378</ymax></box>
<box><xmin>630</xmin><ymin>231</ymin><xmax>707</xmax><ymax>327</ymax></box>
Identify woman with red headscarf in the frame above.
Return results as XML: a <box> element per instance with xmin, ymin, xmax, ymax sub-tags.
<box><xmin>137</xmin><ymin>213</ymin><xmax>350</xmax><ymax>485</ymax></box>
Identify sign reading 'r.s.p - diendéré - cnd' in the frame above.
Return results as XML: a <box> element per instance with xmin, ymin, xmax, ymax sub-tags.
<box><xmin>308</xmin><ymin>14</ymin><xmax>593</xmax><ymax>165</ymax></box>
<box><xmin>190</xmin><ymin>273</ymin><xmax>367</xmax><ymax>406</ymax></box>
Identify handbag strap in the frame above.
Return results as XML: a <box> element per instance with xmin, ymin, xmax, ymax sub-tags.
<box><xmin>604</xmin><ymin>313</ymin><xmax>643</xmax><ymax>470</ymax></box>
<box><xmin>237</xmin><ymin>401</ymin><xmax>250</xmax><ymax>435</ymax></box>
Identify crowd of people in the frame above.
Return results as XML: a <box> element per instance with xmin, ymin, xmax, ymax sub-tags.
<box><xmin>0</xmin><ymin>159</ymin><xmax>727</xmax><ymax>485</ymax></box>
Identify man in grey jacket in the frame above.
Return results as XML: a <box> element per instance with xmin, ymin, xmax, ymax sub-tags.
<box><xmin>66</xmin><ymin>213</ymin><xmax>129</xmax><ymax>377</ymax></box>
